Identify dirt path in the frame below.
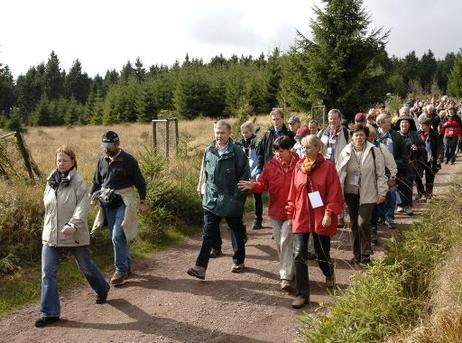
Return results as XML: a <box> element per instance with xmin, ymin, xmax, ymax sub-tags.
<box><xmin>0</xmin><ymin>162</ymin><xmax>456</xmax><ymax>343</ymax></box>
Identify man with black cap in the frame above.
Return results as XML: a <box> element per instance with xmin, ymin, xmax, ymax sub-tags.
<box><xmin>90</xmin><ymin>131</ymin><xmax>148</xmax><ymax>286</ymax></box>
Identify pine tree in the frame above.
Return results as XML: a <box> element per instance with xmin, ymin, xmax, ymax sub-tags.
<box><xmin>266</xmin><ymin>48</ymin><xmax>282</xmax><ymax>109</ymax></box>
<box><xmin>419</xmin><ymin>50</ymin><xmax>437</xmax><ymax>93</ymax></box>
<box><xmin>65</xmin><ymin>59</ymin><xmax>91</xmax><ymax>104</ymax></box>
<box><xmin>31</xmin><ymin>94</ymin><xmax>51</xmax><ymax>126</ymax></box>
<box><xmin>447</xmin><ymin>51</ymin><xmax>462</xmax><ymax>97</ymax></box>
<box><xmin>44</xmin><ymin>51</ymin><xmax>65</xmax><ymax>100</ymax></box>
<box><xmin>134</xmin><ymin>57</ymin><xmax>146</xmax><ymax>83</ymax></box>
<box><xmin>0</xmin><ymin>64</ymin><xmax>15</xmax><ymax>117</ymax></box>
<box><xmin>287</xmin><ymin>0</ymin><xmax>388</xmax><ymax>115</ymax></box>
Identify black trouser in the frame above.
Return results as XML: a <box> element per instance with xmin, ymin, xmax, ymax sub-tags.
<box><xmin>415</xmin><ymin>162</ymin><xmax>436</xmax><ymax>198</ymax></box>
<box><xmin>293</xmin><ymin>232</ymin><xmax>333</xmax><ymax>299</ymax></box>
<box><xmin>344</xmin><ymin>194</ymin><xmax>375</xmax><ymax>261</ymax></box>
<box><xmin>196</xmin><ymin>210</ymin><xmax>246</xmax><ymax>269</ymax></box>
<box><xmin>253</xmin><ymin>192</ymin><xmax>263</xmax><ymax>224</ymax></box>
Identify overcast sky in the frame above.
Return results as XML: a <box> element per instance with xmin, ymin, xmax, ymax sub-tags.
<box><xmin>1</xmin><ymin>0</ymin><xmax>461</xmax><ymax>78</ymax></box>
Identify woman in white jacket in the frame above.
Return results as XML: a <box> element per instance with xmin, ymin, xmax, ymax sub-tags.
<box><xmin>35</xmin><ymin>146</ymin><xmax>109</xmax><ymax>328</ymax></box>
<box><xmin>336</xmin><ymin>124</ymin><xmax>388</xmax><ymax>265</ymax></box>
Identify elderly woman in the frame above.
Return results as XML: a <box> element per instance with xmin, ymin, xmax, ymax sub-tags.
<box><xmin>35</xmin><ymin>146</ymin><xmax>109</xmax><ymax>328</ymax></box>
<box><xmin>238</xmin><ymin>136</ymin><xmax>299</xmax><ymax>291</ymax></box>
<box><xmin>396</xmin><ymin>116</ymin><xmax>426</xmax><ymax>215</ymax></box>
<box><xmin>286</xmin><ymin>135</ymin><xmax>344</xmax><ymax>309</ymax></box>
<box><xmin>337</xmin><ymin>124</ymin><xmax>388</xmax><ymax>265</ymax></box>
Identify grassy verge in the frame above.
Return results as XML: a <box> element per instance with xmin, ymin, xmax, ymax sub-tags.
<box><xmin>299</xmin><ymin>172</ymin><xmax>462</xmax><ymax>342</ymax></box>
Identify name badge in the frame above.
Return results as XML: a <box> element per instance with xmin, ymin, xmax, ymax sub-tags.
<box><xmin>350</xmin><ymin>171</ymin><xmax>361</xmax><ymax>187</ymax></box>
<box><xmin>308</xmin><ymin>191</ymin><xmax>324</xmax><ymax>209</ymax></box>
<box><xmin>326</xmin><ymin>146</ymin><xmax>332</xmax><ymax>159</ymax></box>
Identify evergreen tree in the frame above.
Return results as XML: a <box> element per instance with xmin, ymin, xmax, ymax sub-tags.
<box><xmin>31</xmin><ymin>94</ymin><xmax>51</xmax><ymax>126</ymax></box>
<box><xmin>447</xmin><ymin>51</ymin><xmax>462</xmax><ymax>97</ymax></box>
<box><xmin>173</xmin><ymin>67</ymin><xmax>210</xmax><ymax>119</ymax></box>
<box><xmin>86</xmin><ymin>88</ymin><xmax>104</xmax><ymax>124</ymax></box>
<box><xmin>44</xmin><ymin>51</ymin><xmax>65</xmax><ymax>100</ymax></box>
<box><xmin>288</xmin><ymin>0</ymin><xmax>388</xmax><ymax>115</ymax></box>
<box><xmin>120</xmin><ymin>61</ymin><xmax>135</xmax><ymax>83</ymax></box>
<box><xmin>134</xmin><ymin>57</ymin><xmax>146</xmax><ymax>83</ymax></box>
<box><xmin>16</xmin><ymin>65</ymin><xmax>46</xmax><ymax>123</ymax></box>
<box><xmin>266</xmin><ymin>48</ymin><xmax>282</xmax><ymax>110</ymax></box>
<box><xmin>0</xmin><ymin>64</ymin><xmax>15</xmax><ymax>117</ymax></box>
<box><xmin>436</xmin><ymin>52</ymin><xmax>456</xmax><ymax>93</ymax></box>
<box><xmin>419</xmin><ymin>50</ymin><xmax>437</xmax><ymax>93</ymax></box>
<box><xmin>65</xmin><ymin>59</ymin><xmax>91</xmax><ymax>104</ymax></box>
<box><xmin>103</xmin><ymin>69</ymin><xmax>119</xmax><ymax>95</ymax></box>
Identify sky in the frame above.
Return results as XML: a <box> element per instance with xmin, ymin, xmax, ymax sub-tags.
<box><xmin>1</xmin><ymin>0</ymin><xmax>461</xmax><ymax>78</ymax></box>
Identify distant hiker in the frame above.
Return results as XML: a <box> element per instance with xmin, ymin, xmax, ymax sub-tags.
<box><xmin>286</xmin><ymin>135</ymin><xmax>344</xmax><ymax>309</ymax></box>
<box><xmin>36</xmin><ymin>146</ymin><xmax>109</xmax><ymax>328</ymax></box>
<box><xmin>90</xmin><ymin>131</ymin><xmax>148</xmax><ymax>286</ymax></box>
<box><xmin>287</xmin><ymin>114</ymin><xmax>302</xmax><ymax>134</ymax></box>
<box><xmin>238</xmin><ymin>120</ymin><xmax>263</xmax><ymax>231</ymax></box>
<box><xmin>441</xmin><ymin>105</ymin><xmax>461</xmax><ymax>165</ymax></box>
<box><xmin>238</xmin><ymin>136</ymin><xmax>299</xmax><ymax>292</ymax></box>
<box><xmin>188</xmin><ymin>120</ymin><xmax>250</xmax><ymax>279</ymax></box>
<box><xmin>396</xmin><ymin>116</ymin><xmax>426</xmax><ymax>215</ymax></box>
<box><xmin>256</xmin><ymin>108</ymin><xmax>296</xmax><ymax>182</ymax></box>
<box><xmin>416</xmin><ymin>117</ymin><xmax>443</xmax><ymax>200</ymax></box>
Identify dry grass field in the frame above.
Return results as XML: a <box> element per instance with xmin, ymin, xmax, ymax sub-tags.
<box><xmin>7</xmin><ymin>114</ymin><xmax>271</xmax><ymax>179</ymax></box>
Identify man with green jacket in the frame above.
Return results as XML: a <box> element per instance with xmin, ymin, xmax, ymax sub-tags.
<box><xmin>188</xmin><ymin>120</ymin><xmax>250</xmax><ymax>279</ymax></box>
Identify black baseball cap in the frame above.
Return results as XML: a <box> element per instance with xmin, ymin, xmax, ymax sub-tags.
<box><xmin>101</xmin><ymin>131</ymin><xmax>120</xmax><ymax>148</ymax></box>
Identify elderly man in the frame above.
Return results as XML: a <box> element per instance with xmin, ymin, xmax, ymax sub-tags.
<box><xmin>317</xmin><ymin>109</ymin><xmax>350</xmax><ymax>165</ymax></box>
<box><xmin>376</xmin><ymin>114</ymin><xmax>410</xmax><ymax>228</ymax></box>
<box><xmin>188</xmin><ymin>120</ymin><xmax>250</xmax><ymax>279</ymax></box>
<box><xmin>288</xmin><ymin>114</ymin><xmax>302</xmax><ymax>133</ymax></box>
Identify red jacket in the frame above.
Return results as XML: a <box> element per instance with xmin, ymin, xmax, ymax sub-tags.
<box><xmin>442</xmin><ymin>115</ymin><xmax>461</xmax><ymax>138</ymax></box>
<box><xmin>286</xmin><ymin>154</ymin><xmax>343</xmax><ymax>236</ymax></box>
<box><xmin>252</xmin><ymin>153</ymin><xmax>299</xmax><ymax>220</ymax></box>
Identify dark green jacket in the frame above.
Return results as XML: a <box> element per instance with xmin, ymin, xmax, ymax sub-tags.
<box><xmin>202</xmin><ymin>139</ymin><xmax>250</xmax><ymax>217</ymax></box>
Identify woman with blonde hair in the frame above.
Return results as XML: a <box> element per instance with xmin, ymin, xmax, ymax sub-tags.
<box><xmin>286</xmin><ymin>134</ymin><xmax>344</xmax><ymax>309</ymax></box>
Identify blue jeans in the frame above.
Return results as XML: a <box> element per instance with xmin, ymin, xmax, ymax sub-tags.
<box><xmin>104</xmin><ymin>203</ymin><xmax>131</xmax><ymax>273</ymax></box>
<box><xmin>40</xmin><ymin>244</ymin><xmax>108</xmax><ymax>318</ymax></box>
<box><xmin>196</xmin><ymin>210</ymin><xmax>246</xmax><ymax>269</ymax></box>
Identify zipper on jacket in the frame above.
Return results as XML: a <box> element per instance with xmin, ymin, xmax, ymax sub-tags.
<box><xmin>55</xmin><ymin>186</ymin><xmax>59</xmax><ymax>246</ymax></box>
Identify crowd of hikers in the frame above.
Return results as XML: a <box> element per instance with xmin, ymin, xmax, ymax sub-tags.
<box><xmin>35</xmin><ymin>96</ymin><xmax>461</xmax><ymax>328</ymax></box>
<box><xmin>188</xmin><ymin>95</ymin><xmax>462</xmax><ymax>309</ymax></box>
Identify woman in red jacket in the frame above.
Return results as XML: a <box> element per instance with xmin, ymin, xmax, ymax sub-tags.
<box><xmin>238</xmin><ymin>136</ymin><xmax>299</xmax><ymax>291</ymax></box>
<box><xmin>286</xmin><ymin>135</ymin><xmax>344</xmax><ymax>309</ymax></box>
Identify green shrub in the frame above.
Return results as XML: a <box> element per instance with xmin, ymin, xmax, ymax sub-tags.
<box><xmin>0</xmin><ymin>182</ymin><xmax>43</xmax><ymax>273</ymax></box>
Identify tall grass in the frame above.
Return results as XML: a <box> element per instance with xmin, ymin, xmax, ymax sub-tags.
<box><xmin>299</xmin><ymin>173</ymin><xmax>462</xmax><ymax>342</ymax></box>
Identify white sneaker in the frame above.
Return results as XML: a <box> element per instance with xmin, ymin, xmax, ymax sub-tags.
<box><xmin>231</xmin><ymin>263</ymin><xmax>245</xmax><ymax>273</ymax></box>
<box><xmin>280</xmin><ymin>279</ymin><xmax>292</xmax><ymax>291</ymax></box>
<box><xmin>396</xmin><ymin>206</ymin><xmax>404</xmax><ymax>213</ymax></box>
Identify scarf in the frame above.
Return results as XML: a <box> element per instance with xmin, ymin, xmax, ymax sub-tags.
<box><xmin>300</xmin><ymin>156</ymin><xmax>319</xmax><ymax>174</ymax></box>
